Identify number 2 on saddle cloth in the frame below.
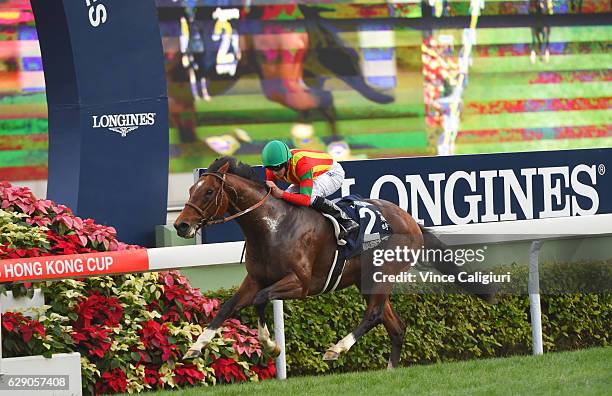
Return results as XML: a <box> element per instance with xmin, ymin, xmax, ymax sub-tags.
<box><xmin>319</xmin><ymin>196</ymin><xmax>394</xmax><ymax>295</ymax></box>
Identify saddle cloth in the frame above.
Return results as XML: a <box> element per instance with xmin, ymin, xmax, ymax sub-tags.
<box><xmin>319</xmin><ymin>195</ymin><xmax>392</xmax><ymax>294</ymax></box>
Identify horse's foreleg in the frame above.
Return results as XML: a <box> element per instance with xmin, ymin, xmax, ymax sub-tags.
<box><xmin>543</xmin><ymin>26</ymin><xmax>551</xmax><ymax>63</ymax></box>
<box><xmin>183</xmin><ymin>275</ymin><xmax>260</xmax><ymax>360</ymax></box>
<box><xmin>530</xmin><ymin>27</ymin><xmax>538</xmax><ymax>63</ymax></box>
<box><xmin>249</xmin><ymin>274</ymin><xmax>306</xmax><ymax>358</ymax></box>
<box><xmin>256</xmin><ymin>303</ymin><xmax>281</xmax><ymax>357</ymax></box>
<box><xmin>253</xmin><ymin>273</ymin><xmax>308</xmax><ymax>304</ymax></box>
<box><xmin>323</xmin><ymin>293</ymin><xmax>387</xmax><ymax>361</ymax></box>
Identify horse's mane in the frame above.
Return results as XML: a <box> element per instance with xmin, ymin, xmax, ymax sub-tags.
<box><xmin>208</xmin><ymin>157</ymin><xmax>265</xmax><ymax>187</ymax></box>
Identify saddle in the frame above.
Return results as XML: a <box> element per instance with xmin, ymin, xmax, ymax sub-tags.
<box><xmin>318</xmin><ymin>195</ymin><xmax>393</xmax><ymax>294</ymax></box>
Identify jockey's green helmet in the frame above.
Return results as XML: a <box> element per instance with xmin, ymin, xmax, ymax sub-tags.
<box><xmin>262</xmin><ymin>140</ymin><xmax>292</xmax><ymax>167</ymax></box>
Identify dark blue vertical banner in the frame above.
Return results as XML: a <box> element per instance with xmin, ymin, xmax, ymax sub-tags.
<box><xmin>31</xmin><ymin>0</ymin><xmax>169</xmax><ymax>246</ymax></box>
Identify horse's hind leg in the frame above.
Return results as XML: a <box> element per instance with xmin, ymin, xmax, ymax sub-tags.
<box><xmin>323</xmin><ymin>293</ymin><xmax>386</xmax><ymax>361</ymax></box>
<box><xmin>382</xmin><ymin>299</ymin><xmax>405</xmax><ymax>369</ymax></box>
<box><xmin>256</xmin><ymin>303</ymin><xmax>281</xmax><ymax>357</ymax></box>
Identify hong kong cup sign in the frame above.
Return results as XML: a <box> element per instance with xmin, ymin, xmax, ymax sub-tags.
<box><xmin>0</xmin><ymin>250</ymin><xmax>149</xmax><ymax>283</ymax></box>
<box><xmin>340</xmin><ymin>148</ymin><xmax>612</xmax><ymax>227</ymax></box>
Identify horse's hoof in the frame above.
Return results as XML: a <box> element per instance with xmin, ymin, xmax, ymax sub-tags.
<box><xmin>323</xmin><ymin>350</ymin><xmax>340</xmax><ymax>361</ymax></box>
<box><xmin>270</xmin><ymin>345</ymin><xmax>281</xmax><ymax>358</ymax></box>
<box><xmin>182</xmin><ymin>349</ymin><xmax>202</xmax><ymax>360</ymax></box>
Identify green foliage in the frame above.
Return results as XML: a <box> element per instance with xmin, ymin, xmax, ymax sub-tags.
<box><xmin>0</xmin><ymin>209</ymin><xmax>48</xmax><ymax>250</ymax></box>
<box><xmin>208</xmin><ymin>261</ymin><xmax>611</xmax><ymax>375</ymax></box>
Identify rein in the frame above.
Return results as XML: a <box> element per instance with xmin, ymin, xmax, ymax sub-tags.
<box><xmin>184</xmin><ymin>172</ymin><xmax>271</xmax><ymax>228</ymax></box>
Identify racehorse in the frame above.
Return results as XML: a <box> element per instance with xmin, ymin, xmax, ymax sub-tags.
<box><xmin>170</xmin><ymin>4</ymin><xmax>393</xmax><ymax>143</ymax></box>
<box><xmin>174</xmin><ymin>157</ymin><xmax>496</xmax><ymax>367</ymax></box>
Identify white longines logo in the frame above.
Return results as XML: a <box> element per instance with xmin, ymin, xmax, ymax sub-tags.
<box><xmin>92</xmin><ymin>113</ymin><xmax>157</xmax><ymax>137</ymax></box>
<box><xmin>344</xmin><ymin>164</ymin><xmax>603</xmax><ymax>226</ymax></box>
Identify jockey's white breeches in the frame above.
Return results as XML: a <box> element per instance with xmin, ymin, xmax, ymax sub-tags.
<box><xmin>286</xmin><ymin>161</ymin><xmax>344</xmax><ymax>204</ymax></box>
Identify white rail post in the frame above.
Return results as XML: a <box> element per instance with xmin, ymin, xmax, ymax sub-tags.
<box><xmin>272</xmin><ymin>299</ymin><xmax>287</xmax><ymax>379</ymax></box>
<box><xmin>528</xmin><ymin>240</ymin><xmax>544</xmax><ymax>355</ymax></box>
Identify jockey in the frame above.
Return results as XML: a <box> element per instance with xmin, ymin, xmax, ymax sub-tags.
<box><xmin>262</xmin><ymin>140</ymin><xmax>358</xmax><ymax>240</ymax></box>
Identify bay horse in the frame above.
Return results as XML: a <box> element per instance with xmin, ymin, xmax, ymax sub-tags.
<box><xmin>174</xmin><ymin>157</ymin><xmax>496</xmax><ymax>367</ymax></box>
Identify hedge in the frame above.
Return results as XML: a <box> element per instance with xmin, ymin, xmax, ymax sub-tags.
<box><xmin>207</xmin><ymin>260</ymin><xmax>611</xmax><ymax>376</ymax></box>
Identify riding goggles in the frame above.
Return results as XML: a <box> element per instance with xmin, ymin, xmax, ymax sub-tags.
<box><xmin>265</xmin><ymin>164</ymin><xmax>285</xmax><ymax>172</ymax></box>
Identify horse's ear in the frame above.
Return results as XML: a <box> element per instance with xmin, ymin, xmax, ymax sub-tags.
<box><xmin>218</xmin><ymin>162</ymin><xmax>230</xmax><ymax>174</ymax></box>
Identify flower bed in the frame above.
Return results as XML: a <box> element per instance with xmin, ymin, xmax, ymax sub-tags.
<box><xmin>0</xmin><ymin>181</ymin><xmax>276</xmax><ymax>394</ymax></box>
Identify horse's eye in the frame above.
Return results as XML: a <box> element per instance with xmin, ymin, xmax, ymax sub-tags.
<box><xmin>206</xmin><ymin>189</ymin><xmax>213</xmax><ymax>195</ymax></box>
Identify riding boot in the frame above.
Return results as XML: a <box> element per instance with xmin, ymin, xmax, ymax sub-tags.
<box><xmin>312</xmin><ymin>196</ymin><xmax>359</xmax><ymax>241</ymax></box>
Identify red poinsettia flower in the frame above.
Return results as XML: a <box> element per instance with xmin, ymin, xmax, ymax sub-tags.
<box><xmin>74</xmin><ymin>292</ymin><xmax>123</xmax><ymax>329</ymax></box>
<box><xmin>1</xmin><ymin>312</ymin><xmax>45</xmax><ymax>341</ymax></box>
<box><xmin>251</xmin><ymin>358</ymin><xmax>277</xmax><ymax>380</ymax></box>
<box><xmin>95</xmin><ymin>368</ymin><xmax>127</xmax><ymax>394</ymax></box>
<box><xmin>139</xmin><ymin>320</ymin><xmax>179</xmax><ymax>362</ymax></box>
<box><xmin>173</xmin><ymin>364</ymin><xmax>205</xmax><ymax>386</ymax></box>
<box><xmin>149</xmin><ymin>271</ymin><xmax>219</xmax><ymax>325</ymax></box>
<box><xmin>211</xmin><ymin>356</ymin><xmax>247</xmax><ymax>383</ymax></box>
<box><xmin>143</xmin><ymin>365</ymin><xmax>163</xmax><ymax>387</ymax></box>
<box><xmin>223</xmin><ymin>319</ymin><xmax>262</xmax><ymax>358</ymax></box>
<box><xmin>71</xmin><ymin>325</ymin><xmax>112</xmax><ymax>359</ymax></box>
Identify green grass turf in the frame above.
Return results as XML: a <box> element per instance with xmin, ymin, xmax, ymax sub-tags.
<box><xmin>475</xmin><ymin>26</ymin><xmax>612</xmax><ymax>45</ymax></box>
<box><xmin>461</xmin><ymin>71</ymin><xmax>609</xmax><ymax>88</ymax></box>
<box><xmin>463</xmin><ymin>82</ymin><xmax>609</xmax><ymax>102</ymax></box>
<box><xmin>455</xmin><ymin>136</ymin><xmax>612</xmax><ymax>154</ymax></box>
<box><xmin>170</xmin><ymin>116</ymin><xmax>427</xmax><ymax>145</ymax></box>
<box><xmin>126</xmin><ymin>347</ymin><xmax>611</xmax><ymax>396</ymax></box>
<box><xmin>0</xmin><ymin>149</ymin><xmax>47</xmax><ymax>167</ymax></box>
<box><xmin>470</xmin><ymin>54</ymin><xmax>610</xmax><ymax>74</ymax></box>
<box><xmin>168</xmin><ymin>114</ymin><xmax>429</xmax><ymax>173</ymax></box>
<box><xmin>460</xmin><ymin>109</ymin><xmax>610</xmax><ymax>131</ymax></box>
<box><xmin>0</xmin><ymin>119</ymin><xmax>48</xmax><ymax>136</ymax></box>
<box><xmin>195</xmin><ymin>74</ymin><xmax>424</xmax><ymax>125</ymax></box>
<box><xmin>0</xmin><ymin>93</ymin><xmax>47</xmax><ymax>105</ymax></box>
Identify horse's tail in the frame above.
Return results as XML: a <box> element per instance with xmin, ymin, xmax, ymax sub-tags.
<box><xmin>419</xmin><ymin>224</ymin><xmax>498</xmax><ymax>303</ymax></box>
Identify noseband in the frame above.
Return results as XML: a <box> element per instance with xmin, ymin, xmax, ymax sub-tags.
<box><xmin>184</xmin><ymin>172</ymin><xmax>271</xmax><ymax>228</ymax></box>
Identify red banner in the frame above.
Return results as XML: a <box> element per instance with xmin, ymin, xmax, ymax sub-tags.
<box><xmin>0</xmin><ymin>250</ymin><xmax>150</xmax><ymax>283</ymax></box>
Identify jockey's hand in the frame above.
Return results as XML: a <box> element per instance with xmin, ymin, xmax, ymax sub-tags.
<box><xmin>266</xmin><ymin>181</ymin><xmax>284</xmax><ymax>199</ymax></box>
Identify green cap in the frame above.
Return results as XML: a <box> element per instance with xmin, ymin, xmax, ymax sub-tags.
<box><xmin>262</xmin><ymin>140</ymin><xmax>292</xmax><ymax>167</ymax></box>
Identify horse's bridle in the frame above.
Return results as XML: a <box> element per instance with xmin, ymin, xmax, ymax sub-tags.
<box><xmin>184</xmin><ymin>172</ymin><xmax>271</xmax><ymax>228</ymax></box>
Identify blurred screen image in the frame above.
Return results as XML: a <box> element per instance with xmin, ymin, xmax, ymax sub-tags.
<box><xmin>0</xmin><ymin>0</ymin><xmax>610</xmax><ymax>180</ymax></box>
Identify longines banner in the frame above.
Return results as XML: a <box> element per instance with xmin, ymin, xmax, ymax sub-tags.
<box><xmin>198</xmin><ymin>148</ymin><xmax>612</xmax><ymax>243</ymax></box>
<box><xmin>31</xmin><ymin>0</ymin><xmax>169</xmax><ymax>246</ymax></box>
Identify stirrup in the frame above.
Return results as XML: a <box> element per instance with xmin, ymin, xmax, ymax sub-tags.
<box><xmin>337</xmin><ymin>227</ymin><xmax>348</xmax><ymax>244</ymax></box>
<box><xmin>337</xmin><ymin>220</ymin><xmax>358</xmax><ymax>241</ymax></box>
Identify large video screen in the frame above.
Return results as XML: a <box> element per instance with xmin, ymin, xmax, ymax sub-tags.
<box><xmin>0</xmin><ymin>0</ymin><xmax>610</xmax><ymax>180</ymax></box>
